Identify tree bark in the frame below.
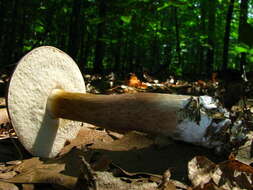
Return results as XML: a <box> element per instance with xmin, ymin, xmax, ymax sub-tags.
<box><xmin>68</xmin><ymin>0</ymin><xmax>83</xmax><ymax>65</ymax></box>
<box><xmin>207</xmin><ymin>0</ymin><xmax>216</xmax><ymax>73</ymax></box>
<box><xmin>238</xmin><ymin>0</ymin><xmax>249</xmax><ymax>72</ymax></box>
<box><xmin>174</xmin><ymin>7</ymin><xmax>181</xmax><ymax>66</ymax></box>
<box><xmin>222</xmin><ymin>0</ymin><xmax>235</xmax><ymax>71</ymax></box>
<box><xmin>198</xmin><ymin>0</ymin><xmax>207</xmax><ymax>73</ymax></box>
<box><xmin>3</xmin><ymin>0</ymin><xmax>19</xmax><ymax>65</ymax></box>
<box><xmin>113</xmin><ymin>26</ymin><xmax>123</xmax><ymax>72</ymax></box>
<box><xmin>93</xmin><ymin>0</ymin><xmax>107</xmax><ymax>74</ymax></box>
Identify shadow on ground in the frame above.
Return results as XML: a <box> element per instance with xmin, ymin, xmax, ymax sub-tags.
<box><xmin>92</xmin><ymin>141</ymin><xmax>226</xmax><ymax>182</ymax></box>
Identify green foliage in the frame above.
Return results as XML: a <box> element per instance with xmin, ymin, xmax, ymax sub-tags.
<box><xmin>0</xmin><ymin>0</ymin><xmax>250</xmax><ymax>75</ymax></box>
<box><xmin>157</xmin><ymin>0</ymin><xmax>188</xmax><ymax>11</ymax></box>
<box><xmin>120</xmin><ymin>16</ymin><xmax>132</xmax><ymax>24</ymax></box>
<box><xmin>231</xmin><ymin>44</ymin><xmax>250</xmax><ymax>54</ymax></box>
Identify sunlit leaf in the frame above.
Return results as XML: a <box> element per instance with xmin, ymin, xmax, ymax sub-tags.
<box><xmin>35</xmin><ymin>25</ymin><xmax>44</xmax><ymax>33</ymax></box>
<box><xmin>234</xmin><ymin>45</ymin><xmax>248</xmax><ymax>53</ymax></box>
<box><xmin>157</xmin><ymin>2</ymin><xmax>173</xmax><ymax>11</ymax></box>
<box><xmin>88</xmin><ymin>18</ymin><xmax>104</xmax><ymax>25</ymax></box>
<box><xmin>249</xmin><ymin>48</ymin><xmax>253</xmax><ymax>55</ymax></box>
<box><xmin>100</xmin><ymin>38</ymin><xmax>118</xmax><ymax>44</ymax></box>
<box><xmin>157</xmin><ymin>0</ymin><xmax>188</xmax><ymax>11</ymax></box>
<box><xmin>120</xmin><ymin>16</ymin><xmax>132</xmax><ymax>24</ymax></box>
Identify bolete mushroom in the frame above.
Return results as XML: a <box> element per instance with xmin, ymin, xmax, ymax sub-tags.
<box><xmin>7</xmin><ymin>46</ymin><xmax>231</xmax><ymax>158</ymax></box>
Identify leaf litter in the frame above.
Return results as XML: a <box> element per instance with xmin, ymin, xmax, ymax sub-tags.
<box><xmin>1</xmin><ymin>72</ymin><xmax>253</xmax><ymax>189</ymax></box>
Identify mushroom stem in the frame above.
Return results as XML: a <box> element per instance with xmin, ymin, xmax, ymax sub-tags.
<box><xmin>48</xmin><ymin>89</ymin><xmax>191</xmax><ymax>135</ymax></box>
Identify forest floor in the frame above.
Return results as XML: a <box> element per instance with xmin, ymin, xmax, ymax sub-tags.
<box><xmin>1</xmin><ymin>72</ymin><xmax>253</xmax><ymax>190</ymax></box>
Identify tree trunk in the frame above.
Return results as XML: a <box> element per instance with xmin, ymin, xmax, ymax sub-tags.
<box><xmin>113</xmin><ymin>27</ymin><xmax>123</xmax><ymax>72</ymax></box>
<box><xmin>222</xmin><ymin>0</ymin><xmax>235</xmax><ymax>71</ymax></box>
<box><xmin>93</xmin><ymin>0</ymin><xmax>107</xmax><ymax>74</ymax></box>
<box><xmin>68</xmin><ymin>0</ymin><xmax>83</xmax><ymax>65</ymax></box>
<box><xmin>3</xmin><ymin>0</ymin><xmax>19</xmax><ymax>65</ymax></box>
<box><xmin>174</xmin><ymin>7</ymin><xmax>181</xmax><ymax>66</ymax></box>
<box><xmin>0</xmin><ymin>0</ymin><xmax>6</xmax><ymax>65</ymax></box>
<box><xmin>206</xmin><ymin>0</ymin><xmax>216</xmax><ymax>73</ymax></box>
<box><xmin>238</xmin><ymin>0</ymin><xmax>249</xmax><ymax>72</ymax></box>
<box><xmin>198</xmin><ymin>0</ymin><xmax>207</xmax><ymax>73</ymax></box>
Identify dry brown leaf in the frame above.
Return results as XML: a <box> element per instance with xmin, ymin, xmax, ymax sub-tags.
<box><xmin>91</xmin><ymin>154</ymin><xmax>111</xmax><ymax>171</ymax></box>
<box><xmin>212</xmin><ymin>160</ymin><xmax>253</xmax><ymax>189</ymax></box>
<box><xmin>110</xmin><ymin>162</ymin><xmax>162</xmax><ymax>183</ymax></box>
<box><xmin>59</xmin><ymin>127</ymin><xmax>114</xmax><ymax>157</ymax></box>
<box><xmin>234</xmin><ymin>131</ymin><xmax>253</xmax><ymax>165</ymax></box>
<box><xmin>0</xmin><ymin>108</ymin><xmax>9</xmax><ymax>125</ymax></box>
<box><xmin>91</xmin><ymin>131</ymin><xmax>153</xmax><ymax>151</ymax></box>
<box><xmin>188</xmin><ymin>156</ymin><xmax>253</xmax><ymax>190</ymax></box>
<box><xmin>0</xmin><ymin>97</ymin><xmax>6</xmax><ymax>107</ymax></box>
<box><xmin>93</xmin><ymin>171</ymin><xmax>158</xmax><ymax>190</ymax></box>
<box><xmin>128</xmin><ymin>74</ymin><xmax>141</xmax><ymax>87</ymax></box>
<box><xmin>191</xmin><ymin>182</ymin><xmax>223</xmax><ymax>190</ymax></box>
<box><xmin>0</xmin><ymin>181</ymin><xmax>18</xmax><ymax>190</ymax></box>
<box><xmin>3</xmin><ymin>157</ymin><xmax>77</xmax><ymax>189</ymax></box>
<box><xmin>0</xmin><ymin>171</ymin><xmax>17</xmax><ymax>179</ymax></box>
<box><xmin>188</xmin><ymin>156</ymin><xmax>216</xmax><ymax>188</ymax></box>
<box><xmin>5</xmin><ymin>166</ymin><xmax>76</xmax><ymax>189</ymax></box>
<box><xmin>13</xmin><ymin>157</ymin><xmax>43</xmax><ymax>173</ymax></box>
<box><xmin>21</xmin><ymin>184</ymin><xmax>34</xmax><ymax>190</ymax></box>
<box><xmin>127</xmin><ymin>74</ymin><xmax>147</xmax><ymax>89</ymax></box>
<box><xmin>211</xmin><ymin>72</ymin><xmax>218</xmax><ymax>83</ymax></box>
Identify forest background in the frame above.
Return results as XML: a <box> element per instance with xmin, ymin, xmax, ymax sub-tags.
<box><xmin>0</xmin><ymin>0</ymin><xmax>252</xmax><ymax>79</ymax></box>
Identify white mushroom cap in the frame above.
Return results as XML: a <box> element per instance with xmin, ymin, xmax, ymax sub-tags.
<box><xmin>7</xmin><ymin>46</ymin><xmax>85</xmax><ymax>158</ymax></box>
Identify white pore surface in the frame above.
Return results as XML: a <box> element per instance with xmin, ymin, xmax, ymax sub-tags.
<box><xmin>174</xmin><ymin>96</ymin><xmax>231</xmax><ymax>147</ymax></box>
<box><xmin>7</xmin><ymin>46</ymin><xmax>86</xmax><ymax>158</ymax></box>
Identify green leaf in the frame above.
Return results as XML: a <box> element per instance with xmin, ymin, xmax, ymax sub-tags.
<box><xmin>88</xmin><ymin>18</ymin><xmax>104</xmax><ymax>25</ymax></box>
<box><xmin>234</xmin><ymin>46</ymin><xmax>248</xmax><ymax>53</ymax></box>
<box><xmin>249</xmin><ymin>48</ymin><xmax>253</xmax><ymax>55</ymax></box>
<box><xmin>100</xmin><ymin>38</ymin><xmax>118</xmax><ymax>44</ymax></box>
<box><xmin>175</xmin><ymin>67</ymin><xmax>182</xmax><ymax>76</ymax></box>
<box><xmin>249</xmin><ymin>56</ymin><xmax>253</xmax><ymax>62</ymax></box>
<box><xmin>35</xmin><ymin>25</ymin><xmax>44</xmax><ymax>33</ymax></box>
<box><xmin>157</xmin><ymin>0</ymin><xmax>188</xmax><ymax>11</ymax></box>
<box><xmin>157</xmin><ymin>2</ymin><xmax>172</xmax><ymax>11</ymax></box>
<box><xmin>120</xmin><ymin>16</ymin><xmax>132</xmax><ymax>24</ymax></box>
<box><xmin>23</xmin><ymin>45</ymin><xmax>32</xmax><ymax>52</ymax></box>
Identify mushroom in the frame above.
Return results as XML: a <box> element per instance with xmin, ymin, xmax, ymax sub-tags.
<box><xmin>7</xmin><ymin>46</ymin><xmax>231</xmax><ymax>158</ymax></box>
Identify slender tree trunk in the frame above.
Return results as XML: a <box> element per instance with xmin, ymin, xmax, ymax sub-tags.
<box><xmin>4</xmin><ymin>0</ymin><xmax>19</xmax><ymax>65</ymax></box>
<box><xmin>114</xmin><ymin>27</ymin><xmax>123</xmax><ymax>72</ymax></box>
<box><xmin>94</xmin><ymin>0</ymin><xmax>107</xmax><ymax>74</ymax></box>
<box><xmin>207</xmin><ymin>0</ymin><xmax>216</xmax><ymax>73</ymax></box>
<box><xmin>238</xmin><ymin>0</ymin><xmax>249</xmax><ymax>72</ymax></box>
<box><xmin>222</xmin><ymin>0</ymin><xmax>235</xmax><ymax>71</ymax></box>
<box><xmin>68</xmin><ymin>0</ymin><xmax>83</xmax><ymax>64</ymax></box>
<box><xmin>127</xmin><ymin>42</ymin><xmax>135</xmax><ymax>73</ymax></box>
<box><xmin>0</xmin><ymin>0</ymin><xmax>6</xmax><ymax>65</ymax></box>
<box><xmin>164</xmin><ymin>44</ymin><xmax>172</xmax><ymax>69</ymax></box>
<box><xmin>16</xmin><ymin>0</ymin><xmax>25</xmax><ymax>58</ymax></box>
<box><xmin>174</xmin><ymin>7</ymin><xmax>181</xmax><ymax>66</ymax></box>
<box><xmin>198</xmin><ymin>0</ymin><xmax>207</xmax><ymax>73</ymax></box>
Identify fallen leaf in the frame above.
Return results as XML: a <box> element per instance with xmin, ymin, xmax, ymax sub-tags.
<box><xmin>127</xmin><ymin>74</ymin><xmax>147</xmax><ymax>89</ymax></box>
<box><xmin>91</xmin><ymin>131</ymin><xmax>153</xmax><ymax>151</ymax></box>
<box><xmin>188</xmin><ymin>156</ymin><xmax>216</xmax><ymax>188</ymax></box>
<box><xmin>4</xmin><ymin>157</ymin><xmax>77</xmax><ymax>189</ymax></box>
<box><xmin>59</xmin><ymin>127</ymin><xmax>114</xmax><ymax>157</ymax></box>
<box><xmin>0</xmin><ymin>171</ymin><xmax>17</xmax><ymax>179</ymax></box>
<box><xmin>0</xmin><ymin>108</ymin><xmax>9</xmax><ymax>125</ymax></box>
<box><xmin>21</xmin><ymin>184</ymin><xmax>34</xmax><ymax>190</ymax></box>
<box><xmin>5</xmin><ymin>167</ymin><xmax>76</xmax><ymax>189</ymax></box>
<box><xmin>0</xmin><ymin>181</ymin><xmax>18</xmax><ymax>190</ymax></box>
<box><xmin>188</xmin><ymin>156</ymin><xmax>253</xmax><ymax>189</ymax></box>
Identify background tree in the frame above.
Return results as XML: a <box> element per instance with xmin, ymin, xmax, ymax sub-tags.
<box><xmin>238</xmin><ymin>0</ymin><xmax>249</xmax><ymax>72</ymax></box>
<box><xmin>222</xmin><ymin>0</ymin><xmax>235</xmax><ymax>71</ymax></box>
<box><xmin>0</xmin><ymin>0</ymin><xmax>252</xmax><ymax>78</ymax></box>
